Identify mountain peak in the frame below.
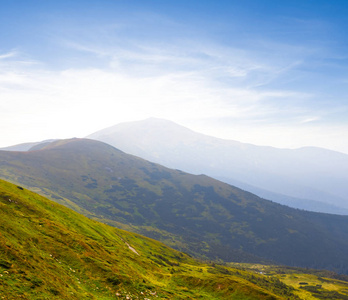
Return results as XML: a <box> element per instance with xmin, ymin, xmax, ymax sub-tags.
<box><xmin>88</xmin><ymin>118</ymin><xmax>195</xmax><ymax>138</ymax></box>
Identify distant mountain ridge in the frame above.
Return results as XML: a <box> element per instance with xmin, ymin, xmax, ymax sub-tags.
<box><xmin>87</xmin><ymin>118</ymin><xmax>348</xmax><ymax>214</ymax></box>
<box><xmin>219</xmin><ymin>176</ymin><xmax>348</xmax><ymax>215</ymax></box>
<box><xmin>0</xmin><ymin>139</ymin><xmax>57</xmax><ymax>152</ymax></box>
<box><xmin>1</xmin><ymin>138</ymin><xmax>348</xmax><ymax>273</ymax></box>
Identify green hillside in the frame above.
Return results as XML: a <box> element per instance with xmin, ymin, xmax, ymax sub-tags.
<box><xmin>0</xmin><ymin>178</ymin><xmax>303</xmax><ymax>299</ymax></box>
<box><xmin>1</xmin><ymin>139</ymin><xmax>348</xmax><ymax>274</ymax></box>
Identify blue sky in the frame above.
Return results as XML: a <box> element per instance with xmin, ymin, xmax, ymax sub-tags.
<box><xmin>1</xmin><ymin>0</ymin><xmax>348</xmax><ymax>153</ymax></box>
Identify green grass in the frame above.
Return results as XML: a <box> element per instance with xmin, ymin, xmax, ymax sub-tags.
<box><xmin>1</xmin><ymin>179</ymin><xmax>294</xmax><ymax>299</ymax></box>
<box><xmin>228</xmin><ymin>263</ymin><xmax>348</xmax><ymax>299</ymax></box>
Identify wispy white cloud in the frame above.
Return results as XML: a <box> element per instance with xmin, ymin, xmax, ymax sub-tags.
<box><xmin>61</xmin><ymin>35</ymin><xmax>304</xmax><ymax>94</ymax></box>
<box><xmin>0</xmin><ymin>51</ymin><xmax>18</xmax><ymax>60</ymax></box>
<box><xmin>299</xmin><ymin>117</ymin><xmax>320</xmax><ymax>124</ymax></box>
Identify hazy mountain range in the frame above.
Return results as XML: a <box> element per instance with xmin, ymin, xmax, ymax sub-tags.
<box><xmin>1</xmin><ymin>138</ymin><xmax>348</xmax><ymax>274</ymax></box>
<box><xmin>3</xmin><ymin>118</ymin><xmax>347</xmax><ymax>215</ymax></box>
<box><xmin>87</xmin><ymin>118</ymin><xmax>348</xmax><ymax>214</ymax></box>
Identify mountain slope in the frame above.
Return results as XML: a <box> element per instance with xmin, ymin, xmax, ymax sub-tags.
<box><xmin>221</xmin><ymin>177</ymin><xmax>348</xmax><ymax>215</ymax></box>
<box><xmin>1</xmin><ymin>178</ymin><xmax>297</xmax><ymax>300</ymax></box>
<box><xmin>1</xmin><ymin>139</ymin><xmax>348</xmax><ymax>274</ymax></box>
<box><xmin>87</xmin><ymin>118</ymin><xmax>348</xmax><ymax>213</ymax></box>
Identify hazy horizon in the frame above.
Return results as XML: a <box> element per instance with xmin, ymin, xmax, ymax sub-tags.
<box><xmin>1</xmin><ymin>1</ymin><xmax>348</xmax><ymax>154</ymax></box>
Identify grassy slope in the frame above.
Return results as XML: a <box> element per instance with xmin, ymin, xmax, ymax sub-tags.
<box><xmin>0</xmin><ymin>178</ymin><xmax>296</xmax><ymax>300</ymax></box>
<box><xmin>1</xmin><ymin>139</ymin><xmax>348</xmax><ymax>273</ymax></box>
<box><xmin>228</xmin><ymin>263</ymin><xmax>348</xmax><ymax>300</ymax></box>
